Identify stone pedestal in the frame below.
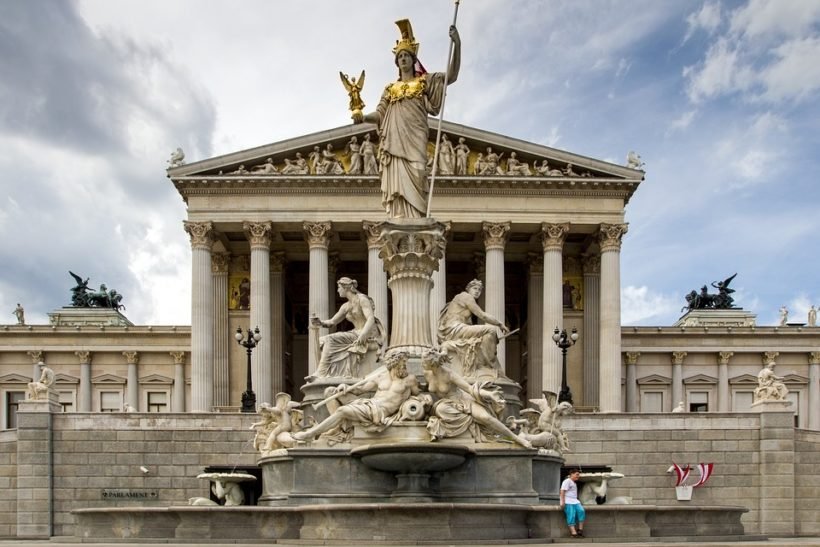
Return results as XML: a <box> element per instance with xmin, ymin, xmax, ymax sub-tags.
<box><xmin>378</xmin><ymin>218</ymin><xmax>447</xmax><ymax>367</ymax></box>
<box><xmin>675</xmin><ymin>309</ymin><xmax>757</xmax><ymax>327</ymax></box>
<box><xmin>47</xmin><ymin>307</ymin><xmax>133</xmax><ymax>327</ymax></box>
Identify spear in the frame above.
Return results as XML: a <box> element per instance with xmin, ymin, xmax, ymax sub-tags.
<box><xmin>426</xmin><ymin>0</ymin><xmax>462</xmax><ymax>218</ymax></box>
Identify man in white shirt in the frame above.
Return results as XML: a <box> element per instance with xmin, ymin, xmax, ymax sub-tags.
<box><xmin>559</xmin><ymin>468</ymin><xmax>586</xmax><ymax>538</ymax></box>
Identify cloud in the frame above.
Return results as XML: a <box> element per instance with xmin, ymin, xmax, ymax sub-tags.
<box><xmin>729</xmin><ymin>0</ymin><xmax>820</xmax><ymax>40</ymax></box>
<box><xmin>668</xmin><ymin>110</ymin><xmax>697</xmax><ymax>133</ymax></box>
<box><xmin>621</xmin><ymin>286</ymin><xmax>680</xmax><ymax>325</ymax></box>
<box><xmin>683</xmin><ymin>1</ymin><xmax>722</xmax><ymax>43</ymax></box>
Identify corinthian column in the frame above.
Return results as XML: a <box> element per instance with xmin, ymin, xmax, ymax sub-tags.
<box><xmin>718</xmin><ymin>351</ymin><xmax>733</xmax><ymax>412</ymax></box>
<box><xmin>363</xmin><ymin>221</ymin><xmax>390</xmax><ymax>334</ymax></box>
<box><xmin>75</xmin><ymin>351</ymin><xmax>92</xmax><ymax>412</ymax></box>
<box><xmin>671</xmin><ymin>351</ymin><xmax>686</xmax><ymax>410</ymax></box>
<box><xmin>123</xmin><ymin>351</ymin><xmax>139</xmax><ymax>410</ymax></box>
<box><xmin>625</xmin><ymin>352</ymin><xmax>639</xmax><ymax>412</ymax></box>
<box><xmin>483</xmin><ymin>221</ymin><xmax>511</xmax><ymax>372</ymax></box>
<box><xmin>541</xmin><ymin>222</ymin><xmax>570</xmax><ymax>395</ymax></box>
<box><xmin>304</xmin><ymin>221</ymin><xmax>333</xmax><ymax>375</ymax></box>
<box><xmin>244</xmin><ymin>221</ymin><xmax>273</xmax><ymax>406</ymax></box>
<box><xmin>582</xmin><ymin>255</ymin><xmax>601</xmax><ymax>408</ymax></box>
<box><xmin>211</xmin><ymin>252</ymin><xmax>230</xmax><ymax>407</ymax></box>
<box><xmin>809</xmin><ymin>352</ymin><xmax>820</xmax><ymax>430</ymax></box>
<box><xmin>526</xmin><ymin>253</ymin><xmax>544</xmax><ymax>399</ymax></box>
<box><xmin>184</xmin><ymin>220</ymin><xmax>214</xmax><ymax>412</ymax></box>
<box><xmin>270</xmin><ymin>252</ymin><xmax>286</xmax><ymax>395</ymax></box>
<box><xmin>170</xmin><ymin>351</ymin><xmax>186</xmax><ymax>412</ymax></box>
<box><xmin>598</xmin><ymin>223</ymin><xmax>627</xmax><ymax>412</ymax></box>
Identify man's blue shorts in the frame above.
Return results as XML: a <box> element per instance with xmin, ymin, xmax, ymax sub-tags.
<box><xmin>564</xmin><ymin>503</ymin><xmax>586</xmax><ymax>526</ymax></box>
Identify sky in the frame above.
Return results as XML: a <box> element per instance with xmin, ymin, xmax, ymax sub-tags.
<box><xmin>1</xmin><ymin>0</ymin><xmax>818</xmax><ymax>328</ymax></box>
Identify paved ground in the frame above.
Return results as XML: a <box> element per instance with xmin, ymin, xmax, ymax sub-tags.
<box><xmin>2</xmin><ymin>538</ymin><xmax>820</xmax><ymax>546</ymax></box>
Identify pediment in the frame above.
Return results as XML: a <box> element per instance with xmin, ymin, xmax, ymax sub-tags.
<box><xmin>91</xmin><ymin>373</ymin><xmax>126</xmax><ymax>385</ymax></box>
<box><xmin>0</xmin><ymin>373</ymin><xmax>32</xmax><ymax>384</ymax></box>
<box><xmin>683</xmin><ymin>374</ymin><xmax>717</xmax><ymax>385</ymax></box>
<box><xmin>54</xmin><ymin>373</ymin><xmax>80</xmax><ymax>384</ymax></box>
<box><xmin>783</xmin><ymin>374</ymin><xmax>808</xmax><ymax>385</ymax></box>
<box><xmin>637</xmin><ymin>374</ymin><xmax>671</xmax><ymax>385</ymax></box>
<box><xmin>138</xmin><ymin>374</ymin><xmax>174</xmax><ymax>385</ymax></box>
<box><xmin>169</xmin><ymin>120</ymin><xmax>643</xmax><ymax>202</ymax></box>
<box><xmin>729</xmin><ymin>374</ymin><xmax>758</xmax><ymax>385</ymax></box>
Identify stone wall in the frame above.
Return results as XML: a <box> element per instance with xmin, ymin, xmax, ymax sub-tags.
<box><xmin>0</xmin><ymin>430</ymin><xmax>17</xmax><ymax>537</ymax></box>
<box><xmin>4</xmin><ymin>410</ymin><xmax>818</xmax><ymax>539</ymax></box>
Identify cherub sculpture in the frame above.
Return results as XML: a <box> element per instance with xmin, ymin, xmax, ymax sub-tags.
<box><xmin>339</xmin><ymin>70</ymin><xmax>366</xmax><ymax>119</ymax></box>
<box><xmin>626</xmin><ymin>150</ymin><xmax>644</xmax><ymax>169</ymax></box>
<box><xmin>250</xmin><ymin>393</ymin><xmax>310</xmax><ymax>455</ymax></box>
<box><xmin>167</xmin><ymin>147</ymin><xmax>185</xmax><ymax>168</ymax></box>
<box><xmin>507</xmin><ymin>392</ymin><xmax>573</xmax><ymax>454</ymax></box>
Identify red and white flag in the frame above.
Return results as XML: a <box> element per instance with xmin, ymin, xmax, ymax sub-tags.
<box><xmin>671</xmin><ymin>463</ymin><xmax>691</xmax><ymax>487</ymax></box>
<box><xmin>692</xmin><ymin>463</ymin><xmax>714</xmax><ymax>488</ymax></box>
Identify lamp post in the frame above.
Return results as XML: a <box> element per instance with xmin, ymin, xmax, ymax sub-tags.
<box><xmin>235</xmin><ymin>326</ymin><xmax>261</xmax><ymax>413</ymax></box>
<box><xmin>552</xmin><ymin>326</ymin><xmax>579</xmax><ymax>405</ymax></box>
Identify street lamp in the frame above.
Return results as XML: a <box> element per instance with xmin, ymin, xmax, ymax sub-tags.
<box><xmin>552</xmin><ymin>326</ymin><xmax>579</xmax><ymax>405</ymax></box>
<box><xmin>235</xmin><ymin>326</ymin><xmax>261</xmax><ymax>413</ymax></box>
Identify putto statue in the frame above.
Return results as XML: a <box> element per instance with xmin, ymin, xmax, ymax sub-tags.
<box><xmin>682</xmin><ymin>273</ymin><xmax>737</xmax><ymax>312</ymax></box>
<box><xmin>353</xmin><ymin>19</ymin><xmax>461</xmax><ymax>218</ymax></box>
<box><xmin>507</xmin><ymin>392</ymin><xmax>573</xmax><ymax>454</ymax></box>
<box><xmin>250</xmin><ymin>393</ymin><xmax>312</xmax><ymax>456</ymax></box>
<box><xmin>68</xmin><ymin>271</ymin><xmax>125</xmax><ymax>311</ymax></box>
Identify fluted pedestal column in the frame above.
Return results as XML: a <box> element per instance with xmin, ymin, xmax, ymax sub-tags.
<box><xmin>598</xmin><ymin>223</ymin><xmax>627</xmax><ymax>412</ymax></box>
<box><xmin>76</xmin><ymin>351</ymin><xmax>92</xmax><ymax>412</ymax></box>
<box><xmin>304</xmin><ymin>222</ymin><xmax>333</xmax><ymax>376</ymax></box>
<box><xmin>483</xmin><ymin>221</ymin><xmax>510</xmax><ymax>372</ymax></box>
<box><xmin>671</xmin><ymin>351</ymin><xmax>686</xmax><ymax>410</ymax></box>
<box><xmin>171</xmin><ymin>352</ymin><xmax>186</xmax><ymax>412</ymax></box>
<box><xmin>625</xmin><ymin>352</ymin><xmax>639</xmax><ymax>412</ymax></box>
<box><xmin>718</xmin><ymin>351</ymin><xmax>733</xmax><ymax>412</ymax></box>
<box><xmin>379</xmin><ymin>218</ymin><xmax>447</xmax><ymax>365</ymax></box>
<box><xmin>270</xmin><ymin>252</ymin><xmax>286</xmax><ymax>395</ymax></box>
<box><xmin>428</xmin><ymin>222</ymin><xmax>450</xmax><ymax>344</ymax></box>
<box><xmin>123</xmin><ymin>351</ymin><xmax>139</xmax><ymax>410</ymax></box>
<box><xmin>526</xmin><ymin>254</ymin><xmax>543</xmax><ymax>399</ymax></box>
<box><xmin>185</xmin><ymin>221</ymin><xmax>215</xmax><ymax>412</ymax></box>
<box><xmin>245</xmin><ymin>221</ymin><xmax>273</xmax><ymax>406</ymax></box>
<box><xmin>809</xmin><ymin>352</ymin><xmax>820</xmax><ymax>430</ymax></box>
<box><xmin>582</xmin><ymin>255</ymin><xmax>601</xmax><ymax>408</ymax></box>
<box><xmin>363</xmin><ymin>221</ymin><xmax>389</xmax><ymax>332</ymax></box>
<box><xmin>211</xmin><ymin>252</ymin><xmax>230</xmax><ymax>407</ymax></box>
<box><xmin>541</xmin><ymin>223</ymin><xmax>570</xmax><ymax>395</ymax></box>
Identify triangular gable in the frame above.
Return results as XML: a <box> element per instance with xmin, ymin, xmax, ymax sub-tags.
<box><xmin>169</xmin><ymin>120</ymin><xmax>642</xmax><ymax>197</ymax></box>
<box><xmin>138</xmin><ymin>374</ymin><xmax>174</xmax><ymax>385</ymax></box>
<box><xmin>637</xmin><ymin>374</ymin><xmax>671</xmax><ymax>385</ymax></box>
<box><xmin>783</xmin><ymin>374</ymin><xmax>808</xmax><ymax>385</ymax></box>
<box><xmin>91</xmin><ymin>374</ymin><xmax>126</xmax><ymax>385</ymax></box>
<box><xmin>54</xmin><ymin>373</ymin><xmax>80</xmax><ymax>384</ymax></box>
<box><xmin>729</xmin><ymin>374</ymin><xmax>758</xmax><ymax>385</ymax></box>
<box><xmin>683</xmin><ymin>374</ymin><xmax>718</xmax><ymax>385</ymax></box>
<box><xmin>0</xmin><ymin>373</ymin><xmax>32</xmax><ymax>384</ymax></box>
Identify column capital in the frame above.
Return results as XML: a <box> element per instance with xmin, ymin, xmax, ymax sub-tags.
<box><xmin>170</xmin><ymin>351</ymin><xmax>186</xmax><ymax>365</ymax></box>
<box><xmin>243</xmin><ymin>221</ymin><xmax>273</xmax><ymax>249</ymax></box>
<box><xmin>211</xmin><ymin>252</ymin><xmax>231</xmax><ymax>274</ymax></box>
<box><xmin>625</xmin><ymin>352</ymin><xmax>640</xmax><ymax>366</ymax></box>
<box><xmin>482</xmin><ymin>221</ymin><xmax>511</xmax><ymax>250</ymax></box>
<box><xmin>582</xmin><ymin>254</ymin><xmax>601</xmax><ymax>275</ymax></box>
<box><xmin>75</xmin><ymin>350</ymin><xmax>92</xmax><ymax>364</ymax></box>
<box><xmin>122</xmin><ymin>351</ymin><xmax>139</xmax><ymax>365</ymax></box>
<box><xmin>362</xmin><ymin>220</ymin><xmax>382</xmax><ymax>248</ymax></box>
<box><xmin>672</xmin><ymin>351</ymin><xmax>687</xmax><ymax>365</ymax></box>
<box><xmin>26</xmin><ymin>350</ymin><xmax>43</xmax><ymax>364</ymax></box>
<box><xmin>809</xmin><ymin>351</ymin><xmax>820</xmax><ymax>365</ymax></box>
<box><xmin>527</xmin><ymin>252</ymin><xmax>543</xmax><ymax>274</ymax></box>
<box><xmin>303</xmin><ymin>221</ymin><xmax>333</xmax><ymax>249</ymax></box>
<box><xmin>598</xmin><ymin>223</ymin><xmax>628</xmax><ymax>253</ymax></box>
<box><xmin>473</xmin><ymin>251</ymin><xmax>486</xmax><ymax>281</ymax></box>
<box><xmin>183</xmin><ymin>221</ymin><xmax>215</xmax><ymax>249</ymax></box>
<box><xmin>328</xmin><ymin>252</ymin><xmax>341</xmax><ymax>275</ymax></box>
<box><xmin>718</xmin><ymin>351</ymin><xmax>734</xmax><ymax>365</ymax></box>
<box><xmin>270</xmin><ymin>251</ymin><xmax>286</xmax><ymax>273</ymax></box>
<box><xmin>540</xmin><ymin>222</ymin><xmax>570</xmax><ymax>252</ymax></box>
<box><xmin>762</xmin><ymin>351</ymin><xmax>779</xmax><ymax>365</ymax></box>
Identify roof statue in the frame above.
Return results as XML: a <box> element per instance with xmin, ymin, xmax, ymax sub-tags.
<box><xmin>339</xmin><ymin>70</ymin><xmax>366</xmax><ymax>119</ymax></box>
<box><xmin>626</xmin><ymin>150</ymin><xmax>644</xmax><ymax>169</ymax></box>
<box><xmin>682</xmin><ymin>273</ymin><xmax>738</xmax><ymax>312</ymax></box>
<box><xmin>351</xmin><ymin>18</ymin><xmax>462</xmax><ymax>218</ymax></box>
<box><xmin>167</xmin><ymin>147</ymin><xmax>185</xmax><ymax>168</ymax></box>
<box><xmin>68</xmin><ymin>271</ymin><xmax>125</xmax><ymax>311</ymax></box>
